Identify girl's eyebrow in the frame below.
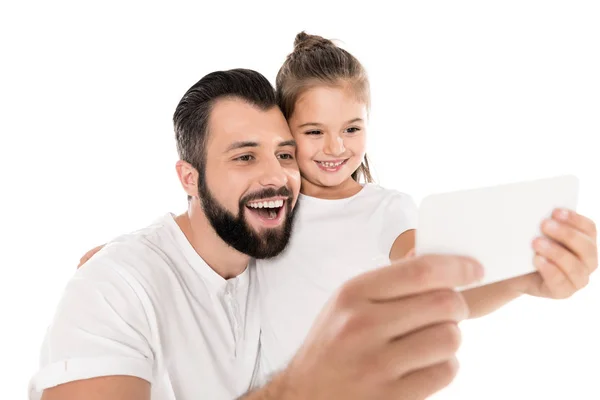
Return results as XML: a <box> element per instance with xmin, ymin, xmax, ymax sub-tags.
<box><xmin>297</xmin><ymin>118</ymin><xmax>364</xmax><ymax>128</ymax></box>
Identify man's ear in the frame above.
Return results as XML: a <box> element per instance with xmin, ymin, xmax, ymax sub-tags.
<box><xmin>175</xmin><ymin>160</ymin><xmax>200</xmax><ymax>198</ymax></box>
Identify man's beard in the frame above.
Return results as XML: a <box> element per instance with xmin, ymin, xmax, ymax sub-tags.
<box><xmin>198</xmin><ymin>179</ymin><xmax>298</xmax><ymax>259</ymax></box>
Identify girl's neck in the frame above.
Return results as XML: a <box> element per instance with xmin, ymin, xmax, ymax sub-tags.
<box><xmin>300</xmin><ymin>177</ymin><xmax>364</xmax><ymax>200</ymax></box>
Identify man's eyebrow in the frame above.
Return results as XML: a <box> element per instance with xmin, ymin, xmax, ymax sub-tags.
<box><xmin>278</xmin><ymin>140</ymin><xmax>296</xmax><ymax>148</ymax></box>
<box><xmin>297</xmin><ymin>118</ymin><xmax>364</xmax><ymax>128</ymax></box>
<box><xmin>225</xmin><ymin>140</ymin><xmax>295</xmax><ymax>152</ymax></box>
<box><xmin>225</xmin><ymin>141</ymin><xmax>259</xmax><ymax>152</ymax></box>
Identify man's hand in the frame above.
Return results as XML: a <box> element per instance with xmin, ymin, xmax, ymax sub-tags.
<box><xmin>78</xmin><ymin>244</ymin><xmax>105</xmax><ymax>268</ymax></box>
<box><xmin>248</xmin><ymin>254</ymin><xmax>483</xmax><ymax>400</ymax></box>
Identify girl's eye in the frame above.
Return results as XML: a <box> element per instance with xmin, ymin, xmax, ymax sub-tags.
<box><xmin>346</xmin><ymin>127</ymin><xmax>361</xmax><ymax>134</ymax></box>
<box><xmin>305</xmin><ymin>130</ymin><xmax>322</xmax><ymax>135</ymax></box>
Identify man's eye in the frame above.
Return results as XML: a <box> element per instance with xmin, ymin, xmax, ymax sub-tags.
<box><xmin>235</xmin><ymin>155</ymin><xmax>254</xmax><ymax>162</ymax></box>
<box><xmin>278</xmin><ymin>153</ymin><xmax>294</xmax><ymax>160</ymax></box>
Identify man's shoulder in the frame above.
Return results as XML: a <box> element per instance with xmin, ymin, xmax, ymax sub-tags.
<box><xmin>77</xmin><ymin>214</ymin><xmax>185</xmax><ymax>292</ymax></box>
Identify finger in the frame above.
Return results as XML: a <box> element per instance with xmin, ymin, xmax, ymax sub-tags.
<box><xmin>346</xmin><ymin>255</ymin><xmax>484</xmax><ymax>302</ymax></box>
<box><xmin>533</xmin><ymin>237</ymin><xmax>589</xmax><ymax>289</ymax></box>
<box><xmin>77</xmin><ymin>245</ymin><xmax>105</xmax><ymax>269</ymax></box>
<box><xmin>553</xmin><ymin>208</ymin><xmax>597</xmax><ymax>238</ymax></box>
<box><xmin>365</xmin><ymin>289</ymin><xmax>469</xmax><ymax>339</ymax></box>
<box><xmin>78</xmin><ymin>253</ymin><xmax>93</xmax><ymax>268</ymax></box>
<box><xmin>533</xmin><ymin>255</ymin><xmax>576</xmax><ymax>299</ymax></box>
<box><xmin>380</xmin><ymin>322</ymin><xmax>462</xmax><ymax>379</ymax></box>
<box><xmin>541</xmin><ymin>219</ymin><xmax>597</xmax><ymax>272</ymax></box>
<box><xmin>392</xmin><ymin>358</ymin><xmax>459</xmax><ymax>400</ymax></box>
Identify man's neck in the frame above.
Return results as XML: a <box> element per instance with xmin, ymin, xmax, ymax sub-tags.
<box><xmin>174</xmin><ymin>203</ymin><xmax>250</xmax><ymax>280</ymax></box>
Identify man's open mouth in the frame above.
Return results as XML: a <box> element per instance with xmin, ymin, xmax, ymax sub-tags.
<box><xmin>245</xmin><ymin>198</ymin><xmax>287</xmax><ymax>223</ymax></box>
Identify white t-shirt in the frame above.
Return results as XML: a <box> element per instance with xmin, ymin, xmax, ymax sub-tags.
<box><xmin>255</xmin><ymin>184</ymin><xmax>418</xmax><ymax>381</ymax></box>
<box><xmin>29</xmin><ymin>213</ymin><xmax>261</xmax><ymax>400</ymax></box>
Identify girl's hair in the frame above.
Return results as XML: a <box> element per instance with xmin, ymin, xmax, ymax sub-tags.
<box><xmin>275</xmin><ymin>31</ymin><xmax>374</xmax><ymax>183</ymax></box>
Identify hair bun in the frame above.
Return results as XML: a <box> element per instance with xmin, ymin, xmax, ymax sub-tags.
<box><xmin>293</xmin><ymin>31</ymin><xmax>334</xmax><ymax>52</ymax></box>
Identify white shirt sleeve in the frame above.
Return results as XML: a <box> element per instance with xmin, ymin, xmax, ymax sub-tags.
<box><xmin>379</xmin><ymin>191</ymin><xmax>419</xmax><ymax>256</ymax></box>
<box><xmin>29</xmin><ymin>260</ymin><xmax>155</xmax><ymax>399</ymax></box>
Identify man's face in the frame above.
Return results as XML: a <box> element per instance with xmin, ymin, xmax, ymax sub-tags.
<box><xmin>200</xmin><ymin>98</ymin><xmax>301</xmax><ymax>259</ymax></box>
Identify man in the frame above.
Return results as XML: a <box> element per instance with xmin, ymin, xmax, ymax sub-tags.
<box><xmin>30</xmin><ymin>69</ymin><xmax>483</xmax><ymax>400</ymax></box>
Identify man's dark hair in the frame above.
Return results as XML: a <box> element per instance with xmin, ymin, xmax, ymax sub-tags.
<box><xmin>173</xmin><ymin>68</ymin><xmax>278</xmax><ymax>197</ymax></box>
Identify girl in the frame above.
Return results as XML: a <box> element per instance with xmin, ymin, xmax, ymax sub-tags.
<box><xmin>255</xmin><ymin>32</ymin><xmax>418</xmax><ymax>378</ymax></box>
<box><xmin>254</xmin><ymin>31</ymin><xmax>598</xmax><ymax>381</ymax></box>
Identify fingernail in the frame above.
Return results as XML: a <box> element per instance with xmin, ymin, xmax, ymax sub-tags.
<box><xmin>534</xmin><ymin>254</ymin><xmax>548</xmax><ymax>266</ymax></box>
<box><xmin>556</xmin><ymin>209</ymin><xmax>570</xmax><ymax>221</ymax></box>
<box><xmin>535</xmin><ymin>237</ymin><xmax>551</xmax><ymax>250</ymax></box>
<box><xmin>472</xmin><ymin>262</ymin><xmax>485</xmax><ymax>281</ymax></box>
<box><xmin>545</xmin><ymin>219</ymin><xmax>560</xmax><ymax>232</ymax></box>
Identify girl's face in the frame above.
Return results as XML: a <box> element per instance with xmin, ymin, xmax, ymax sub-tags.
<box><xmin>287</xmin><ymin>84</ymin><xmax>368</xmax><ymax>195</ymax></box>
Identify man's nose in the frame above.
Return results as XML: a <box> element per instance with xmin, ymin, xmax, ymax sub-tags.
<box><xmin>258</xmin><ymin>156</ymin><xmax>289</xmax><ymax>188</ymax></box>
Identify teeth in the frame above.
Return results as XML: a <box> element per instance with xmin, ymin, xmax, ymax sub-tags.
<box><xmin>247</xmin><ymin>199</ymin><xmax>284</xmax><ymax>209</ymax></box>
<box><xmin>319</xmin><ymin>161</ymin><xmax>344</xmax><ymax>168</ymax></box>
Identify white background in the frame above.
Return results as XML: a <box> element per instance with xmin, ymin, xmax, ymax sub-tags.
<box><xmin>1</xmin><ymin>1</ymin><xmax>598</xmax><ymax>399</ymax></box>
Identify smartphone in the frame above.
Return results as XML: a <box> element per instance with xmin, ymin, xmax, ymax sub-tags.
<box><xmin>415</xmin><ymin>175</ymin><xmax>579</xmax><ymax>290</ymax></box>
